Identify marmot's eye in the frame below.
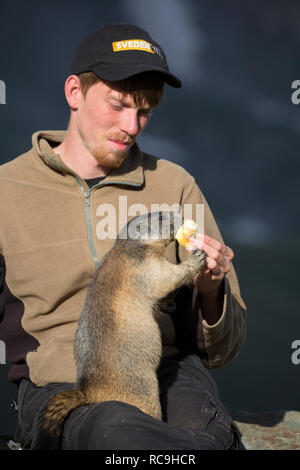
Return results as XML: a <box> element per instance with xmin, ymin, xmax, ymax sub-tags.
<box><xmin>136</xmin><ymin>224</ymin><xmax>140</xmax><ymax>232</ymax></box>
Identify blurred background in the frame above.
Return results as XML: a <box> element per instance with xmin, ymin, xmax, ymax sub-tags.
<box><xmin>0</xmin><ymin>0</ymin><xmax>299</xmax><ymax>437</ymax></box>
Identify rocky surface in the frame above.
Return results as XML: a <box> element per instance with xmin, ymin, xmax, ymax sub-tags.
<box><xmin>232</xmin><ymin>409</ymin><xmax>300</xmax><ymax>450</ymax></box>
<box><xmin>0</xmin><ymin>436</ymin><xmax>13</xmax><ymax>450</ymax></box>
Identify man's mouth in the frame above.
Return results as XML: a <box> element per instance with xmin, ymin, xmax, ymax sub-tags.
<box><xmin>109</xmin><ymin>139</ymin><xmax>132</xmax><ymax>151</ymax></box>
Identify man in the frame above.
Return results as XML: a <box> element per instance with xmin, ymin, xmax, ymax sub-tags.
<box><xmin>0</xmin><ymin>23</ymin><xmax>246</xmax><ymax>450</ymax></box>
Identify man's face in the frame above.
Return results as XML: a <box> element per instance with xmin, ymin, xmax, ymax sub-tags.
<box><xmin>74</xmin><ymin>80</ymin><xmax>153</xmax><ymax>168</ymax></box>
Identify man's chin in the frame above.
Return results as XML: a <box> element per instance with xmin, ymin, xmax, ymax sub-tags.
<box><xmin>92</xmin><ymin>150</ymin><xmax>128</xmax><ymax>169</ymax></box>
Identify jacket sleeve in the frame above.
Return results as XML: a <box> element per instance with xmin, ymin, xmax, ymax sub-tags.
<box><xmin>178</xmin><ymin>172</ymin><xmax>247</xmax><ymax>368</ymax></box>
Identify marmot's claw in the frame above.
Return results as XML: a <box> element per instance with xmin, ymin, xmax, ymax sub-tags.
<box><xmin>192</xmin><ymin>248</ymin><xmax>205</xmax><ymax>257</ymax></box>
<box><xmin>192</xmin><ymin>249</ymin><xmax>206</xmax><ymax>266</ymax></box>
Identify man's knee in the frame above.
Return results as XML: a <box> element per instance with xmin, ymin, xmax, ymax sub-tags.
<box><xmin>158</xmin><ymin>354</ymin><xmax>241</xmax><ymax>450</ymax></box>
<box><xmin>62</xmin><ymin>400</ymin><xmax>122</xmax><ymax>449</ymax></box>
<box><xmin>62</xmin><ymin>400</ymin><xmax>204</xmax><ymax>450</ymax></box>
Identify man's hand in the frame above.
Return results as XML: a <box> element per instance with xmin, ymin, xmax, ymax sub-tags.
<box><xmin>188</xmin><ymin>234</ymin><xmax>234</xmax><ymax>325</ymax></box>
<box><xmin>189</xmin><ymin>234</ymin><xmax>234</xmax><ymax>294</ymax></box>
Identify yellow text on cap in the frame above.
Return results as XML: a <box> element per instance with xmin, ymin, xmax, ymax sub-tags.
<box><xmin>112</xmin><ymin>39</ymin><xmax>154</xmax><ymax>54</ymax></box>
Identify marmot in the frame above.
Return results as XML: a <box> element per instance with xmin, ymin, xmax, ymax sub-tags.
<box><xmin>39</xmin><ymin>211</ymin><xmax>206</xmax><ymax>448</ymax></box>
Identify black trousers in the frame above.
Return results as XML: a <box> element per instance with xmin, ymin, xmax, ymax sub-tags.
<box><xmin>15</xmin><ymin>354</ymin><xmax>241</xmax><ymax>450</ymax></box>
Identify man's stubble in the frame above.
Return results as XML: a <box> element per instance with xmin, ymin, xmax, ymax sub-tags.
<box><xmin>78</xmin><ymin>125</ymin><xmax>132</xmax><ymax>169</ymax></box>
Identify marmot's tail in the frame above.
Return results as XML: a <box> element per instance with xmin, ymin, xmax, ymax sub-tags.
<box><xmin>32</xmin><ymin>389</ymin><xmax>87</xmax><ymax>450</ymax></box>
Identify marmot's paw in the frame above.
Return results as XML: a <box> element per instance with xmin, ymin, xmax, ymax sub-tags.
<box><xmin>184</xmin><ymin>248</ymin><xmax>206</xmax><ymax>277</ymax></box>
<box><xmin>192</xmin><ymin>249</ymin><xmax>206</xmax><ymax>267</ymax></box>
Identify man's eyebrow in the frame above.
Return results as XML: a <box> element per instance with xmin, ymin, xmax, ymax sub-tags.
<box><xmin>109</xmin><ymin>95</ymin><xmax>153</xmax><ymax>112</ymax></box>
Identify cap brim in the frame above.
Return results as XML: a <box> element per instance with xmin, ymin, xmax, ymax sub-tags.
<box><xmin>90</xmin><ymin>63</ymin><xmax>182</xmax><ymax>88</ymax></box>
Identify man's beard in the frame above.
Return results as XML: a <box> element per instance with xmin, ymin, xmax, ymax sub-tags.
<box><xmin>90</xmin><ymin>144</ymin><xmax>130</xmax><ymax>168</ymax></box>
<box><xmin>79</xmin><ymin>127</ymin><xmax>134</xmax><ymax>169</ymax></box>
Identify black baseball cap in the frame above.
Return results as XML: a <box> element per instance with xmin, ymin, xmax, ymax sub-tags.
<box><xmin>70</xmin><ymin>23</ymin><xmax>182</xmax><ymax>88</ymax></box>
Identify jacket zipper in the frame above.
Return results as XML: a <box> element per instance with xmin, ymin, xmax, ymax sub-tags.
<box><xmin>75</xmin><ymin>178</ymin><xmax>141</xmax><ymax>270</ymax></box>
<box><xmin>75</xmin><ymin>178</ymin><xmax>100</xmax><ymax>268</ymax></box>
<box><xmin>48</xmin><ymin>155</ymin><xmax>141</xmax><ymax>269</ymax></box>
<box><xmin>48</xmin><ymin>157</ymin><xmax>100</xmax><ymax>269</ymax></box>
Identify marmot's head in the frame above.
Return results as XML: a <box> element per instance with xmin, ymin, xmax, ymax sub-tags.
<box><xmin>117</xmin><ymin>211</ymin><xmax>183</xmax><ymax>247</ymax></box>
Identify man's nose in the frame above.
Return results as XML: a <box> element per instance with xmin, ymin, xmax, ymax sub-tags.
<box><xmin>120</xmin><ymin>110</ymin><xmax>140</xmax><ymax>137</ymax></box>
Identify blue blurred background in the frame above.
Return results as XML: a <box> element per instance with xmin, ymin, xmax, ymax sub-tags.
<box><xmin>0</xmin><ymin>0</ymin><xmax>300</xmax><ymax>437</ymax></box>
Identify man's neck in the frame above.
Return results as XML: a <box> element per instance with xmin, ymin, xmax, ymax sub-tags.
<box><xmin>53</xmin><ymin>128</ymin><xmax>110</xmax><ymax>179</ymax></box>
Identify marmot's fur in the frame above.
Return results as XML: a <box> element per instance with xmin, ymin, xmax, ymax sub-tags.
<box><xmin>40</xmin><ymin>212</ymin><xmax>206</xmax><ymax>448</ymax></box>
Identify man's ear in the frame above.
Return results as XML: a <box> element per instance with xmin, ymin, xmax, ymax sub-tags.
<box><xmin>64</xmin><ymin>75</ymin><xmax>82</xmax><ymax>110</ymax></box>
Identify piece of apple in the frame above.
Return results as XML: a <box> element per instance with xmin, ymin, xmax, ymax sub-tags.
<box><xmin>175</xmin><ymin>219</ymin><xmax>197</xmax><ymax>248</ymax></box>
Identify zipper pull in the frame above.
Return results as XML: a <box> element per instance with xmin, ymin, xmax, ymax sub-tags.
<box><xmin>84</xmin><ymin>192</ymin><xmax>90</xmax><ymax>207</ymax></box>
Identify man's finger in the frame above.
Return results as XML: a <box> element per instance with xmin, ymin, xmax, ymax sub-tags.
<box><xmin>191</xmin><ymin>239</ymin><xmax>228</xmax><ymax>268</ymax></box>
<box><xmin>205</xmin><ymin>257</ymin><xmax>222</xmax><ymax>276</ymax></box>
<box><xmin>205</xmin><ymin>256</ymin><xmax>231</xmax><ymax>275</ymax></box>
<box><xmin>195</xmin><ymin>234</ymin><xmax>234</xmax><ymax>260</ymax></box>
